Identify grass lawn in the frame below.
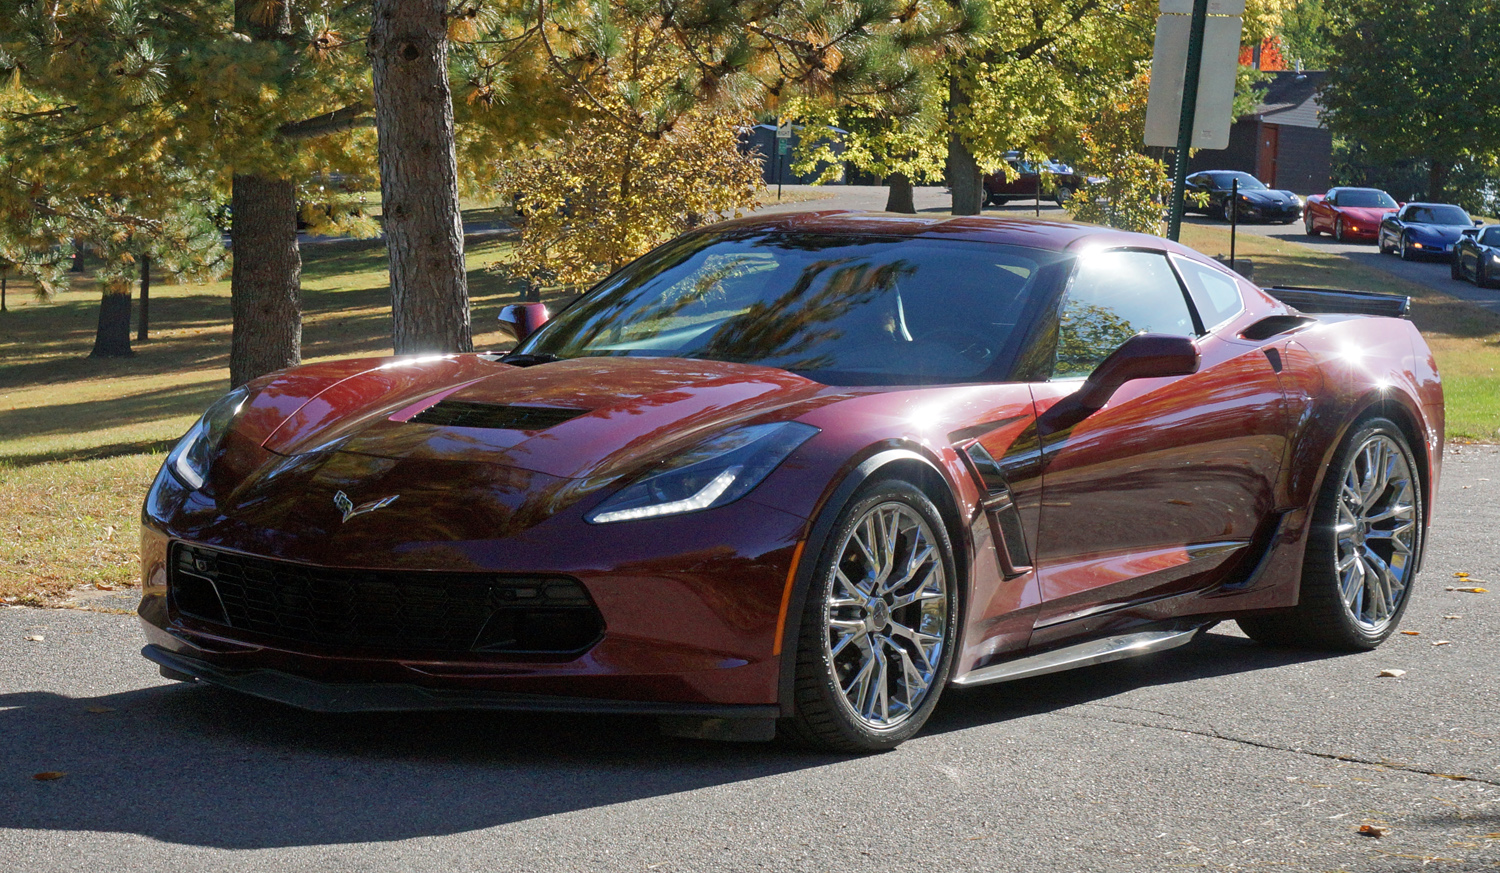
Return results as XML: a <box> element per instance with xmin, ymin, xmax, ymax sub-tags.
<box><xmin>0</xmin><ymin>214</ymin><xmax>1493</xmax><ymax>605</ymax></box>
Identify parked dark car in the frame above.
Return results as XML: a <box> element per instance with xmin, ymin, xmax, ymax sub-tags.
<box><xmin>140</xmin><ymin>212</ymin><xmax>1442</xmax><ymax>752</ymax></box>
<box><xmin>1452</xmin><ymin>224</ymin><xmax>1500</xmax><ymax>287</ymax></box>
<box><xmin>984</xmin><ymin>157</ymin><xmax>1090</xmax><ymax>207</ymax></box>
<box><xmin>1379</xmin><ymin>202</ymin><xmax>1478</xmax><ymax>260</ymax></box>
<box><xmin>1184</xmin><ymin>171</ymin><xmax>1303</xmax><ymax>223</ymax></box>
<box><xmin>1303</xmin><ymin>187</ymin><xmax>1399</xmax><ymax>242</ymax></box>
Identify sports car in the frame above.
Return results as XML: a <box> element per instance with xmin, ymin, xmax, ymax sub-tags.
<box><xmin>1451</xmin><ymin>224</ymin><xmax>1500</xmax><ymax>287</ymax></box>
<box><xmin>1184</xmin><ymin>171</ymin><xmax>1303</xmax><ymax>223</ymax></box>
<box><xmin>1379</xmin><ymin>202</ymin><xmax>1479</xmax><ymax>260</ymax></box>
<box><xmin>139</xmin><ymin>212</ymin><xmax>1443</xmax><ymax>752</ymax></box>
<box><xmin>1303</xmin><ymin>187</ymin><xmax>1399</xmax><ymax>242</ymax></box>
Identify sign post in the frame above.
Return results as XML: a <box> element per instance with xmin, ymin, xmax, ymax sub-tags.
<box><xmin>1144</xmin><ymin>0</ymin><xmax>1245</xmax><ymax>241</ymax></box>
<box><xmin>775</xmin><ymin>122</ymin><xmax>793</xmax><ymax>202</ymax></box>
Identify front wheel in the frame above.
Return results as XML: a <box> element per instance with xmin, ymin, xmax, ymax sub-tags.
<box><xmin>1239</xmin><ymin>418</ymin><xmax>1423</xmax><ymax>650</ymax></box>
<box><xmin>1334</xmin><ymin>219</ymin><xmax>1346</xmax><ymax>242</ymax></box>
<box><xmin>1480</xmin><ymin>259</ymin><xmax>1497</xmax><ymax>289</ymax></box>
<box><xmin>1452</xmin><ymin>255</ymin><xmax>1465</xmax><ymax>281</ymax></box>
<box><xmin>782</xmin><ymin>479</ymin><xmax>959</xmax><ymax>752</ymax></box>
<box><xmin>1399</xmin><ymin>233</ymin><xmax>1416</xmax><ymax>261</ymax></box>
<box><xmin>1052</xmin><ymin>186</ymin><xmax>1075</xmax><ymax>207</ymax></box>
<box><xmin>1305</xmin><ymin>214</ymin><xmax>1320</xmax><ymax>236</ymax></box>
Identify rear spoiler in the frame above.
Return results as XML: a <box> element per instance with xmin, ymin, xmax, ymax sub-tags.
<box><xmin>1262</xmin><ymin>286</ymin><xmax>1411</xmax><ymax>319</ymax></box>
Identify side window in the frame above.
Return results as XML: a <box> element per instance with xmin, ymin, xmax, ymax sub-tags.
<box><xmin>1172</xmin><ymin>255</ymin><xmax>1244</xmax><ymax>330</ymax></box>
<box><xmin>1482</xmin><ymin>227</ymin><xmax>1500</xmax><ymax>246</ymax></box>
<box><xmin>1053</xmin><ymin>250</ymin><xmax>1195</xmax><ymax>379</ymax></box>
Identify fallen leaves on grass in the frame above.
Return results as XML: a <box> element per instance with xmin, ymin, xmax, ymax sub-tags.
<box><xmin>1358</xmin><ymin>824</ymin><xmax>1392</xmax><ymax>838</ymax></box>
<box><xmin>31</xmin><ymin>772</ymin><xmax>66</xmax><ymax>781</ymax></box>
<box><xmin>1378</xmin><ymin>669</ymin><xmax>1406</xmax><ymax>678</ymax></box>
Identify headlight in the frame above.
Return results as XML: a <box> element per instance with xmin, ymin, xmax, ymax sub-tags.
<box><xmin>165</xmin><ymin>387</ymin><xmax>250</xmax><ymax>490</ymax></box>
<box><xmin>587</xmin><ymin>422</ymin><xmax>819</xmax><ymax>524</ymax></box>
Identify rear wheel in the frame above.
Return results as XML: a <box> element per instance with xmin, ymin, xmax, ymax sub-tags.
<box><xmin>783</xmin><ymin>479</ymin><xmax>958</xmax><ymax>752</ymax></box>
<box><xmin>987</xmin><ymin>195</ymin><xmax>1009</xmax><ymax>207</ymax></box>
<box><xmin>1239</xmin><ymin>418</ymin><xmax>1422</xmax><ymax>650</ymax></box>
<box><xmin>1452</xmin><ymin>255</ymin><xmax>1465</xmax><ymax>281</ymax></box>
<box><xmin>1052</xmin><ymin>186</ymin><xmax>1075</xmax><ymax>207</ymax></box>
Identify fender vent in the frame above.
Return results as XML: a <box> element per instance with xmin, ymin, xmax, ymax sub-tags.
<box><xmin>411</xmin><ymin>401</ymin><xmax>589</xmax><ymax>431</ymax></box>
<box><xmin>1240</xmin><ymin>315</ymin><xmax>1316</xmax><ymax>341</ymax></box>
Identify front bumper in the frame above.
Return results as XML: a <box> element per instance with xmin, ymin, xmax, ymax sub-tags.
<box><xmin>142</xmin><ymin>644</ymin><xmax>779</xmax><ymax>719</ymax></box>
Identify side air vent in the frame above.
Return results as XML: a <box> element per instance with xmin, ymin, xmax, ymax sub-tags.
<box><xmin>1240</xmin><ymin>315</ymin><xmax>1317</xmax><ymax>341</ymax></box>
<box><xmin>410</xmin><ymin>400</ymin><xmax>589</xmax><ymax>431</ymax></box>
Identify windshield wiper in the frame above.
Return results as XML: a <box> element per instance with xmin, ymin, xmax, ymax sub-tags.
<box><xmin>500</xmin><ymin>352</ymin><xmax>562</xmax><ymax>367</ymax></box>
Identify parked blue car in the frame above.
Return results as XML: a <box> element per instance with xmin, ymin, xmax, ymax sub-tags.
<box><xmin>1379</xmin><ymin>202</ymin><xmax>1481</xmax><ymax>261</ymax></box>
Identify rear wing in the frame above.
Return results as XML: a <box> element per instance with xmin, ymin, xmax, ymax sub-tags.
<box><xmin>1262</xmin><ymin>286</ymin><xmax>1411</xmax><ymax>319</ymax></box>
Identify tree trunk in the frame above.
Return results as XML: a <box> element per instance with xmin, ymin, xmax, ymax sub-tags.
<box><xmin>1427</xmin><ymin>160</ymin><xmax>1451</xmax><ymax>202</ymax></box>
<box><xmin>885</xmin><ymin>173</ymin><xmax>915</xmax><ymax>213</ymax></box>
<box><xmin>230</xmin><ymin>174</ymin><xmax>302</xmax><ymax>387</ymax></box>
<box><xmin>1</xmin><ymin>269</ymin><xmax>7</xmax><ymax>312</ymax></box>
<box><xmin>227</xmin><ymin>0</ymin><xmax>302</xmax><ymax>388</ymax></box>
<box><xmin>136</xmin><ymin>254</ymin><xmax>150</xmax><ymax>342</ymax></box>
<box><xmin>946</xmin><ymin>80</ymin><xmax>984</xmax><ymax>216</ymax></box>
<box><xmin>370</xmin><ymin>0</ymin><xmax>472</xmax><ymax>354</ymax></box>
<box><xmin>89</xmin><ymin>282</ymin><xmax>134</xmax><ymax>358</ymax></box>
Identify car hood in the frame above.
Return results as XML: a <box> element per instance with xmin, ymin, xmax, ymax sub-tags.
<box><xmin>1335</xmin><ymin>206</ymin><xmax>1395</xmax><ymax>223</ymax></box>
<box><xmin>261</xmin><ymin>356</ymin><xmax>842</xmax><ymax>481</ymax></box>
<box><xmin>1407</xmin><ymin>224</ymin><xmax>1468</xmax><ymax>239</ymax></box>
<box><xmin>1240</xmin><ymin>189</ymin><xmax>1298</xmax><ymax>204</ymax></box>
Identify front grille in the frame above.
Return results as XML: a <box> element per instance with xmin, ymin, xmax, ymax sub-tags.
<box><xmin>169</xmin><ymin>544</ymin><xmax>603</xmax><ymax>655</ymax></box>
<box><xmin>410</xmin><ymin>400</ymin><xmax>588</xmax><ymax>431</ymax></box>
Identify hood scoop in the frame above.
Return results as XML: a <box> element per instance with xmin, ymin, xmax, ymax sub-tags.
<box><xmin>410</xmin><ymin>400</ymin><xmax>590</xmax><ymax>431</ymax></box>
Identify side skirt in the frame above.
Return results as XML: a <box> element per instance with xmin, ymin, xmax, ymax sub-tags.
<box><xmin>949</xmin><ymin>624</ymin><xmax>1209</xmax><ymax>688</ymax></box>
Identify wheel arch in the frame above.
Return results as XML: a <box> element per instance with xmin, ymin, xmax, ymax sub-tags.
<box><xmin>774</xmin><ymin>445</ymin><xmax>971</xmax><ymax>715</ymax></box>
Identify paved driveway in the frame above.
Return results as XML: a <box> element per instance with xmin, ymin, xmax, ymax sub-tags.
<box><xmin>3</xmin><ymin>446</ymin><xmax>1497</xmax><ymax>872</ymax></box>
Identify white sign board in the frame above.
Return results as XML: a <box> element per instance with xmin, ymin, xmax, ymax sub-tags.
<box><xmin>1143</xmin><ymin>13</ymin><xmax>1244</xmax><ymax>150</ymax></box>
<box><xmin>776</xmin><ymin>122</ymin><xmax>793</xmax><ymax>140</ymax></box>
<box><xmin>1158</xmin><ymin>0</ymin><xmax>1245</xmax><ymax>14</ymax></box>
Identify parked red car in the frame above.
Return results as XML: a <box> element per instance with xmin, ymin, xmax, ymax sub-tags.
<box><xmin>1303</xmin><ymin>187</ymin><xmax>1399</xmax><ymax>242</ymax></box>
<box><xmin>140</xmin><ymin>212</ymin><xmax>1442</xmax><ymax>752</ymax></box>
<box><xmin>984</xmin><ymin>157</ymin><xmax>1090</xmax><ymax>206</ymax></box>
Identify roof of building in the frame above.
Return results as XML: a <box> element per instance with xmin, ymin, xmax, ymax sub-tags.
<box><xmin>1247</xmin><ymin>70</ymin><xmax>1327</xmax><ymax>129</ymax></box>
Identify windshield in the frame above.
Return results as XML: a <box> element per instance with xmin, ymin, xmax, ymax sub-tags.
<box><xmin>1407</xmin><ymin>205</ymin><xmax>1471</xmax><ymax>225</ymax></box>
<box><xmin>1209</xmin><ymin>172</ymin><xmax>1265</xmax><ymax>190</ymax></box>
<box><xmin>514</xmin><ymin>231</ymin><xmax>1071</xmax><ymax>385</ymax></box>
<box><xmin>1337</xmin><ymin>189</ymin><xmax>1398</xmax><ymax>208</ymax></box>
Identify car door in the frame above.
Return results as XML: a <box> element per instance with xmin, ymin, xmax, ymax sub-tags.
<box><xmin>1023</xmin><ymin>249</ymin><xmax>1288</xmax><ymax>642</ymax></box>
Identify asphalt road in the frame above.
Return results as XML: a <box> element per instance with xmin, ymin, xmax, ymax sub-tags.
<box><xmin>3</xmin><ymin>445</ymin><xmax>1498</xmax><ymax>872</ymax></box>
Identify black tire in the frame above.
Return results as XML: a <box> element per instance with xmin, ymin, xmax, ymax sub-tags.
<box><xmin>1305</xmin><ymin>214</ymin><xmax>1319</xmax><ymax>236</ymax></box>
<box><xmin>1334</xmin><ymin>219</ymin><xmax>1346</xmax><ymax>242</ymax></box>
<box><xmin>1052</xmin><ymin>186</ymin><xmax>1075</xmax><ymax>207</ymax></box>
<box><xmin>988</xmin><ymin>195</ymin><xmax>1009</xmax><ymax>207</ymax></box>
<box><xmin>1222</xmin><ymin>200</ymin><xmax>1237</xmax><ymax>223</ymax></box>
<box><xmin>1452</xmin><ymin>254</ymin><xmax>1465</xmax><ymax>281</ymax></box>
<box><xmin>1379</xmin><ymin>231</ymin><xmax>1393</xmax><ymax>254</ymax></box>
<box><xmin>1238</xmin><ymin>417</ymin><xmax>1423</xmax><ymax>650</ymax></box>
<box><xmin>1479</xmin><ymin>259</ymin><xmax>1496</xmax><ymax>289</ymax></box>
<box><xmin>1399</xmin><ymin>232</ymin><xmax>1416</xmax><ymax>261</ymax></box>
<box><xmin>781</xmin><ymin>478</ymin><xmax>960</xmax><ymax>752</ymax></box>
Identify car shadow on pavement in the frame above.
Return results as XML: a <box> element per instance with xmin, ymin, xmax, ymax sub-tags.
<box><xmin>0</xmin><ymin>629</ymin><xmax>1336</xmax><ymax>850</ymax></box>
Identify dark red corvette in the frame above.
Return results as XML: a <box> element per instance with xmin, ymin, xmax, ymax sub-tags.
<box><xmin>139</xmin><ymin>212</ymin><xmax>1443</xmax><ymax>751</ymax></box>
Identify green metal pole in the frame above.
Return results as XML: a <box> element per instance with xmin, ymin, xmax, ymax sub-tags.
<box><xmin>1167</xmin><ymin>0</ymin><xmax>1210</xmax><ymax>241</ymax></box>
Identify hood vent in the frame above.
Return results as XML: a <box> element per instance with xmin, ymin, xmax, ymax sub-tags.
<box><xmin>411</xmin><ymin>400</ymin><xmax>590</xmax><ymax>431</ymax></box>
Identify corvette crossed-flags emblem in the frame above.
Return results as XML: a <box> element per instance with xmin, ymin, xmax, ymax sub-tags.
<box><xmin>333</xmin><ymin>490</ymin><xmax>399</xmax><ymax>523</ymax></box>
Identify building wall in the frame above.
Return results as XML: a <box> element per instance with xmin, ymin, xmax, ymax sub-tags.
<box><xmin>738</xmin><ymin>126</ymin><xmax>844</xmax><ymax>185</ymax></box>
<box><xmin>1187</xmin><ymin>121</ymin><xmax>1260</xmax><ymax>177</ymax></box>
<box><xmin>1270</xmin><ymin>124</ymin><xmax>1331</xmax><ymax>193</ymax></box>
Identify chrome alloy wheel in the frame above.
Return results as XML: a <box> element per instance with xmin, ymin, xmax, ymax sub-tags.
<box><xmin>1334</xmin><ymin>434</ymin><xmax>1419</xmax><ymax>630</ymax></box>
<box><xmin>824</xmin><ymin>502</ymin><xmax>949</xmax><ymax>729</ymax></box>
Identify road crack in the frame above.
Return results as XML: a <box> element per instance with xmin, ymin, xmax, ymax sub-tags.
<box><xmin>1067</xmin><ymin>707</ymin><xmax>1500</xmax><ymax>786</ymax></box>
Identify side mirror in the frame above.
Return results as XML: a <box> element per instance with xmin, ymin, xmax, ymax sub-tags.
<box><xmin>1476</xmin><ymin>219</ymin><xmax>1485</xmax><ymax>227</ymax></box>
<box><xmin>1073</xmin><ymin>333</ymin><xmax>1200</xmax><ymax>411</ymax></box>
<box><xmin>1039</xmin><ymin>334</ymin><xmax>1200</xmax><ymax>435</ymax></box>
<box><xmin>497</xmin><ymin>302</ymin><xmax>549</xmax><ymax>342</ymax></box>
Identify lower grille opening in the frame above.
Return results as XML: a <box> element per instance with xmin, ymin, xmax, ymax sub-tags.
<box><xmin>169</xmin><ymin>544</ymin><xmax>603</xmax><ymax>656</ymax></box>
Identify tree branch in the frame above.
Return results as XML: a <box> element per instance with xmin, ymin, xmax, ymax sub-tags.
<box><xmin>277</xmin><ymin>103</ymin><xmax>374</xmax><ymax>140</ymax></box>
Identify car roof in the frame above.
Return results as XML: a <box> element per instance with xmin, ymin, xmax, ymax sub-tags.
<box><xmin>700</xmin><ymin>210</ymin><xmax>1201</xmax><ymax>257</ymax></box>
<box><xmin>1402</xmin><ymin>202</ymin><xmax>1464</xmax><ymax>209</ymax></box>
